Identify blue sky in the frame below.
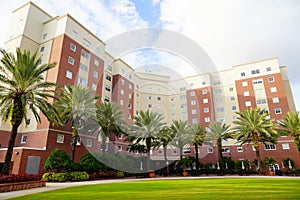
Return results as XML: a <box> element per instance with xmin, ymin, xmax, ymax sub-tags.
<box><xmin>0</xmin><ymin>0</ymin><xmax>300</xmax><ymax>110</ymax></box>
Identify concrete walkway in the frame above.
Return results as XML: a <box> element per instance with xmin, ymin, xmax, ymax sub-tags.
<box><xmin>1</xmin><ymin>176</ymin><xmax>300</xmax><ymax>199</ymax></box>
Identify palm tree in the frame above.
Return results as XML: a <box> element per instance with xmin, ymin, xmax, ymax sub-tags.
<box><xmin>96</xmin><ymin>102</ymin><xmax>126</xmax><ymax>153</ymax></box>
<box><xmin>278</xmin><ymin>112</ymin><xmax>300</xmax><ymax>155</ymax></box>
<box><xmin>153</xmin><ymin>125</ymin><xmax>174</xmax><ymax>175</ymax></box>
<box><xmin>55</xmin><ymin>84</ymin><xmax>98</xmax><ymax>162</ymax></box>
<box><xmin>208</xmin><ymin>121</ymin><xmax>231</xmax><ymax>172</ymax></box>
<box><xmin>171</xmin><ymin>120</ymin><xmax>191</xmax><ymax>161</ymax></box>
<box><xmin>232</xmin><ymin>108</ymin><xmax>278</xmax><ymax>173</ymax></box>
<box><xmin>129</xmin><ymin>110</ymin><xmax>165</xmax><ymax>171</ymax></box>
<box><xmin>189</xmin><ymin>124</ymin><xmax>206</xmax><ymax>170</ymax></box>
<box><xmin>0</xmin><ymin>48</ymin><xmax>60</xmax><ymax>174</ymax></box>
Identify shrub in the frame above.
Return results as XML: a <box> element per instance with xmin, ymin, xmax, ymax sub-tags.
<box><xmin>0</xmin><ymin>174</ymin><xmax>42</xmax><ymax>183</ymax></box>
<box><xmin>80</xmin><ymin>153</ymin><xmax>102</xmax><ymax>173</ymax></box>
<box><xmin>44</xmin><ymin>149</ymin><xmax>72</xmax><ymax>172</ymax></box>
<box><xmin>117</xmin><ymin>171</ymin><xmax>124</xmax><ymax>178</ymax></box>
<box><xmin>42</xmin><ymin>172</ymin><xmax>89</xmax><ymax>182</ymax></box>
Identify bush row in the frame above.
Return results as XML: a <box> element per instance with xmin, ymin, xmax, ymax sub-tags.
<box><xmin>42</xmin><ymin>172</ymin><xmax>89</xmax><ymax>182</ymax></box>
<box><xmin>0</xmin><ymin>174</ymin><xmax>42</xmax><ymax>183</ymax></box>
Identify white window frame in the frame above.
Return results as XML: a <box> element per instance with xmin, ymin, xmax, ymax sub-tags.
<box><xmin>70</xmin><ymin>43</ymin><xmax>76</xmax><ymax>52</ymax></box>
<box><xmin>202</xmin><ymin>89</ymin><xmax>208</xmax><ymax>95</ymax></box>
<box><xmin>244</xmin><ymin>91</ymin><xmax>250</xmax><ymax>96</ymax></box>
<box><xmin>274</xmin><ymin>108</ymin><xmax>282</xmax><ymax>114</ymax></box>
<box><xmin>208</xmin><ymin>147</ymin><xmax>213</xmax><ymax>153</ymax></box>
<box><xmin>272</xmin><ymin>97</ymin><xmax>279</xmax><ymax>103</ymax></box>
<box><xmin>68</xmin><ymin>56</ymin><xmax>74</xmax><ymax>65</ymax></box>
<box><xmin>245</xmin><ymin>101</ymin><xmax>251</xmax><ymax>107</ymax></box>
<box><xmin>270</xmin><ymin>87</ymin><xmax>277</xmax><ymax>93</ymax></box>
<box><xmin>192</xmin><ymin>109</ymin><xmax>197</xmax><ymax>114</ymax></box>
<box><xmin>268</xmin><ymin>76</ymin><xmax>275</xmax><ymax>82</ymax></box>
<box><xmin>94</xmin><ymin>59</ymin><xmax>99</xmax><ymax>66</ymax></box>
<box><xmin>204</xmin><ymin>107</ymin><xmax>209</xmax><ymax>113</ymax></box>
<box><xmin>237</xmin><ymin>146</ymin><xmax>243</xmax><ymax>152</ymax></box>
<box><xmin>92</xmin><ymin>83</ymin><xmax>97</xmax><ymax>91</ymax></box>
<box><xmin>57</xmin><ymin>134</ymin><xmax>64</xmax><ymax>143</ymax></box>
<box><xmin>66</xmin><ymin>70</ymin><xmax>72</xmax><ymax>79</ymax></box>
<box><xmin>93</xmin><ymin>71</ymin><xmax>98</xmax><ymax>78</ymax></box>
<box><xmin>21</xmin><ymin>135</ymin><xmax>27</xmax><ymax>144</ymax></box>
<box><xmin>120</xmin><ymin>89</ymin><xmax>124</xmax><ymax>95</ymax></box>
<box><xmin>190</xmin><ymin>91</ymin><xmax>195</xmax><ymax>96</ymax></box>
<box><xmin>86</xmin><ymin>139</ymin><xmax>92</xmax><ymax>147</ymax></box>
<box><xmin>204</xmin><ymin>117</ymin><xmax>210</xmax><ymax>123</ymax></box>
<box><xmin>265</xmin><ymin>144</ymin><xmax>276</xmax><ymax>150</ymax></box>
<box><xmin>191</xmin><ymin>100</ymin><xmax>196</xmax><ymax>105</ymax></box>
<box><xmin>282</xmin><ymin>143</ymin><xmax>290</xmax><ymax>150</ymax></box>
<box><xmin>242</xmin><ymin>81</ymin><xmax>248</xmax><ymax>87</ymax></box>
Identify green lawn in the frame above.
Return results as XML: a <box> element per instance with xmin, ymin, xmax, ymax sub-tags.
<box><xmin>11</xmin><ymin>178</ymin><xmax>300</xmax><ymax>200</ymax></box>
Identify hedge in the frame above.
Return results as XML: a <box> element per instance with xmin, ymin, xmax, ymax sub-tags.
<box><xmin>42</xmin><ymin>172</ymin><xmax>89</xmax><ymax>182</ymax></box>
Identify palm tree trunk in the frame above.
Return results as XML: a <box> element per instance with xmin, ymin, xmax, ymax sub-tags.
<box><xmin>163</xmin><ymin>145</ymin><xmax>168</xmax><ymax>175</ymax></box>
<box><xmin>194</xmin><ymin>144</ymin><xmax>200</xmax><ymax>170</ymax></box>
<box><xmin>180</xmin><ymin>146</ymin><xmax>183</xmax><ymax>161</ymax></box>
<box><xmin>146</xmin><ymin>138</ymin><xmax>151</xmax><ymax>171</ymax></box>
<box><xmin>70</xmin><ymin>136</ymin><xmax>77</xmax><ymax>162</ymax></box>
<box><xmin>217</xmin><ymin>138</ymin><xmax>224</xmax><ymax>172</ymax></box>
<box><xmin>1</xmin><ymin>125</ymin><xmax>19</xmax><ymax>175</ymax></box>
<box><xmin>102</xmin><ymin>135</ymin><xmax>107</xmax><ymax>154</ymax></box>
<box><xmin>256</xmin><ymin>148</ymin><xmax>261</xmax><ymax>173</ymax></box>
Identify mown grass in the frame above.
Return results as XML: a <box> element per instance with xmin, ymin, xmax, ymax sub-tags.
<box><xmin>11</xmin><ymin>178</ymin><xmax>300</xmax><ymax>200</ymax></box>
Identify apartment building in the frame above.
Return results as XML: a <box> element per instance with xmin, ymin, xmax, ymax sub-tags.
<box><xmin>0</xmin><ymin>2</ymin><xmax>298</xmax><ymax>174</ymax></box>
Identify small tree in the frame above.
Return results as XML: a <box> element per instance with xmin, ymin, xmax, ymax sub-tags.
<box><xmin>262</xmin><ymin>157</ymin><xmax>276</xmax><ymax>173</ymax></box>
<box><xmin>283</xmin><ymin>157</ymin><xmax>295</xmax><ymax>169</ymax></box>
<box><xmin>44</xmin><ymin>149</ymin><xmax>71</xmax><ymax>172</ymax></box>
<box><xmin>80</xmin><ymin>153</ymin><xmax>102</xmax><ymax>173</ymax></box>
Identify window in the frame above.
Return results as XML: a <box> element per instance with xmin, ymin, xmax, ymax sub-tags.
<box><xmin>21</xmin><ymin>135</ymin><xmax>27</xmax><ymax>143</ymax></box>
<box><xmin>86</xmin><ymin>139</ymin><xmax>92</xmax><ymax>147</ymax></box>
<box><xmin>242</xmin><ymin>81</ymin><xmax>248</xmax><ymax>87</ymax></box>
<box><xmin>274</xmin><ymin>108</ymin><xmax>282</xmax><ymax>114</ymax></box>
<box><xmin>206</xmin><ymin>127</ymin><xmax>211</xmax><ymax>132</ymax></box>
<box><xmin>171</xmin><ymin>113</ymin><xmax>177</xmax><ymax>118</ymax></box>
<box><xmin>244</xmin><ymin>91</ymin><xmax>250</xmax><ymax>96</ymax></box>
<box><xmin>94</xmin><ymin>59</ymin><xmax>99</xmax><ymax>66</ymax></box>
<box><xmin>229</xmin><ymin>87</ymin><xmax>234</xmax><ymax>92</ymax></box>
<box><xmin>282</xmin><ymin>144</ymin><xmax>290</xmax><ymax>150</ymax></box>
<box><xmin>121</xmin><ymin>79</ymin><xmax>125</xmax><ymax>85</ymax></box>
<box><xmin>148</xmin><ymin>104</ymin><xmax>152</xmax><ymax>108</ymax></box>
<box><xmin>192</xmin><ymin>109</ymin><xmax>197</xmax><ymax>114</ymax></box>
<box><xmin>106</xmin><ymin>65</ymin><xmax>112</xmax><ymax>71</ymax></box>
<box><xmin>265</xmin><ymin>144</ymin><xmax>276</xmax><ymax>150</ymax></box>
<box><xmin>129</xmin><ymin>84</ymin><xmax>132</xmax><ymax>90</ymax></box>
<box><xmin>128</xmin><ymin>103</ymin><xmax>131</xmax><ymax>109</ymax></box>
<box><xmin>179</xmin><ymin>87</ymin><xmax>186</xmax><ymax>91</ymax></box>
<box><xmin>208</xmin><ymin>147</ymin><xmax>213</xmax><ymax>153</ymax></box>
<box><xmin>241</xmin><ymin>72</ymin><xmax>245</xmax><ymax>77</ymax></box>
<box><xmin>266</xmin><ymin>67</ymin><xmax>272</xmax><ymax>72</ymax></box>
<box><xmin>120</xmin><ymin>99</ymin><xmax>124</xmax><ymax>105</ymax></box>
<box><xmin>191</xmin><ymin>100</ymin><xmax>196</xmax><ymax>105</ymax></box>
<box><xmin>216</xmin><ymin>107</ymin><xmax>224</xmax><ymax>112</ymax></box>
<box><xmin>157</xmin><ymin>96</ymin><xmax>161</xmax><ymax>101</ymax></box>
<box><xmin>232</xmin><ymin>106</ymin><xmax>237</xmax><ymax>111</ymax></box>
<box><xmin>80</xmin><ymin>64</ymin><xmax>88</xmax><ymax>72</ymax></box>
<box><xmin>253</xmin><ymin>79</ymin><xmax>263</xmax><ymax>84</ymax></box>
<box><xmin>40</xmin><ymin>46</ymin><xmax>45</xmax><ymax>52</ymax></box>
<box><xmin>129</xmin><ymin>94</ymin><xmax>132</xmax><ymax>99</ymax></box>
<box><xmin>173</xmin><ymin>150</ymin><xmax>177</xmax><ymax>155</ymax></box>
<box><xmin>204</xmin><ymin>108</ymin><xmax>209</xmax><ymax>113</ymax></box>
<box><xmin>237</xmin><ymin>146</ymin><xmax>243</xmax><ymax>152</ymax></box>
<box><xmin>251</xmin><ymin>69</ymin><xmax>260</xmax><ymax>75</ymax></box>
<box><xmin>70</xmin><ymin>43</ymin><xmax>76</xmax><ymax>52</ymax></box>
<box><xmin>190</xmin><ymin>91</ymin><xmax>195</xmax><ymax>96</ymax></box>
<box><xmin>105</xmin><ymin>85</ymin><xmax>111</xmax><ymax>92</ymax></box>
<box><xmin>217</xmin><ymin>118</ymin><xmax>225</xmax><ymax>122</ymax></box>
<box><xmin>81</xmin><ymin>50</ymin><xmax>90</xmax><ymax>59</ymax></box>
<box><xmin>270</xmin><ymin>87</ymin><xmax>277</xmax><ymax>93</ymax></box>
<box><xmin>215</xmin><ymin>98</ymin><xmax>223</xmax><ymax>103</ymax></box>
<box><xmin>171</xmin><ymin>105</ymin><xmax>176</xmax><ymax>110</ymax></box>
<box><xmin>148</xmin><ymin>96</ymin><xmax>152</xmax><ymax>100</ymax></box>
<box><xmin>170</xmin><ymin>97</ymin><xmax>175</xmax><ymax>102</ymax></box>
<box><xmin>83</xmin><ymin>38</ymin><xmax>91</xmax><ymax>48</ymax></box>
<box><xmin>213</xmin><ymin>89</ymin><xmax>222</xmax><ymax>94</ymax></box>
<box><xmin>203</xmin><ymin>98</ymin><xmax>208</xmax><ymax>103</ymax></box>
<box><xmin>202</xmin><ymin>89</ymin><xmax>207</xmax><ymax>95</ymax></box>
<box><xmin>120</xmin><ymin>89</ymin><xmax>124</xmax><ymax>95</ymax></box>
<box><xmin>202</xmin><ymin>81</ymin><xmax>206</xmax><ymax>85</ymax></box>
<box><xmin>272</xmin><ymin>97</ymin><xmax>279</xmax><ymax>103</ymax></box>
<box><xmin>105</xmin><ymin>74</ymin><xmax>112</xmax><ymax>81</ymax></box>
<box><xmin>104</xmin><ymin>96</ymin><xmax>110</xmax><ymax>102</ymax></box>
<box><xmin>256</xmin><ymin>99</ymin><xmax>266</xmax><ymax>105</ymax></box>
<box><xmin>255</xmin><ymin>89</ymin><xmax>264</xmax><ymax>94</ymax></box>
<box><xmin>66</xmin><ymin>70</ymin><xmax>72</xmax><ymax>79</ymax></box>
<box><xmin>57</xmin><ymin>134</ymin><xmax>64</xmax><ymax>143</ymax></box>
<box><xmin>78</xmin><ymin>76</ymin><xmax>87</xmax><ymax>86</ymax></box>
<box><xmin>230</xmin><ymin>96</ymin><xmax>235</xmax><ymax>101</ymax></box>
<box><xmin>204</xmin><ymin>117</ymin><xmax>210</xmax><ymax>122</ymax></box>
<box><xmin>192</xmin><ymin>118</ymin><xmax>197</xmax><ymax>124</ymax></box>
<box><xmin>180</xmin><ymin>95</ymin><xmax>186</xmax><ymax>100</ymax></box>
<box><xmin>268</xmin><ymin>76</ymin><xmax>275</xmax><ymax>82</ymax></box>
<box><xmin>222</xmin><ymin>147</ymin><xmax>230</xmax><ymax>153</ymax></box>
<box><xmin>93</xmin><ymin>71</ymin><xmax>98</xmax><ymax>78</ymax></box>
<box><xmin>128</xmin><ymin>114</ymin><xmax>131</xmax><ymax>119</ymax></box>
<box><xmin>42</xmin><ymin>33</ymin><xmax>47</xmax><ymax>40</ymax></box>
<box><xmin>68</xmin><ymin>56</ymin><xmax>74</xmax><ymax>65</ymax></box>
<box><xmin>118</xmin><ymin>145</ymin><xmax>122</xmax><ymax>151</ymax></box>
<box><xmin>213</xmin><ymin>80</ymin><xmax>221</xmax><ymax>85</ymax></box>
<box><xmin>245</xmin><ymin>101</ymin><xmax>251</xmax><ymax>107</ymax></box>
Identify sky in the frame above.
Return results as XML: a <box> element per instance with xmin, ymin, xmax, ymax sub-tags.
<box><xmin>0</xmin><ymin>0</ymin><xmax>300</xmax><ymax>110</ymax></box>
